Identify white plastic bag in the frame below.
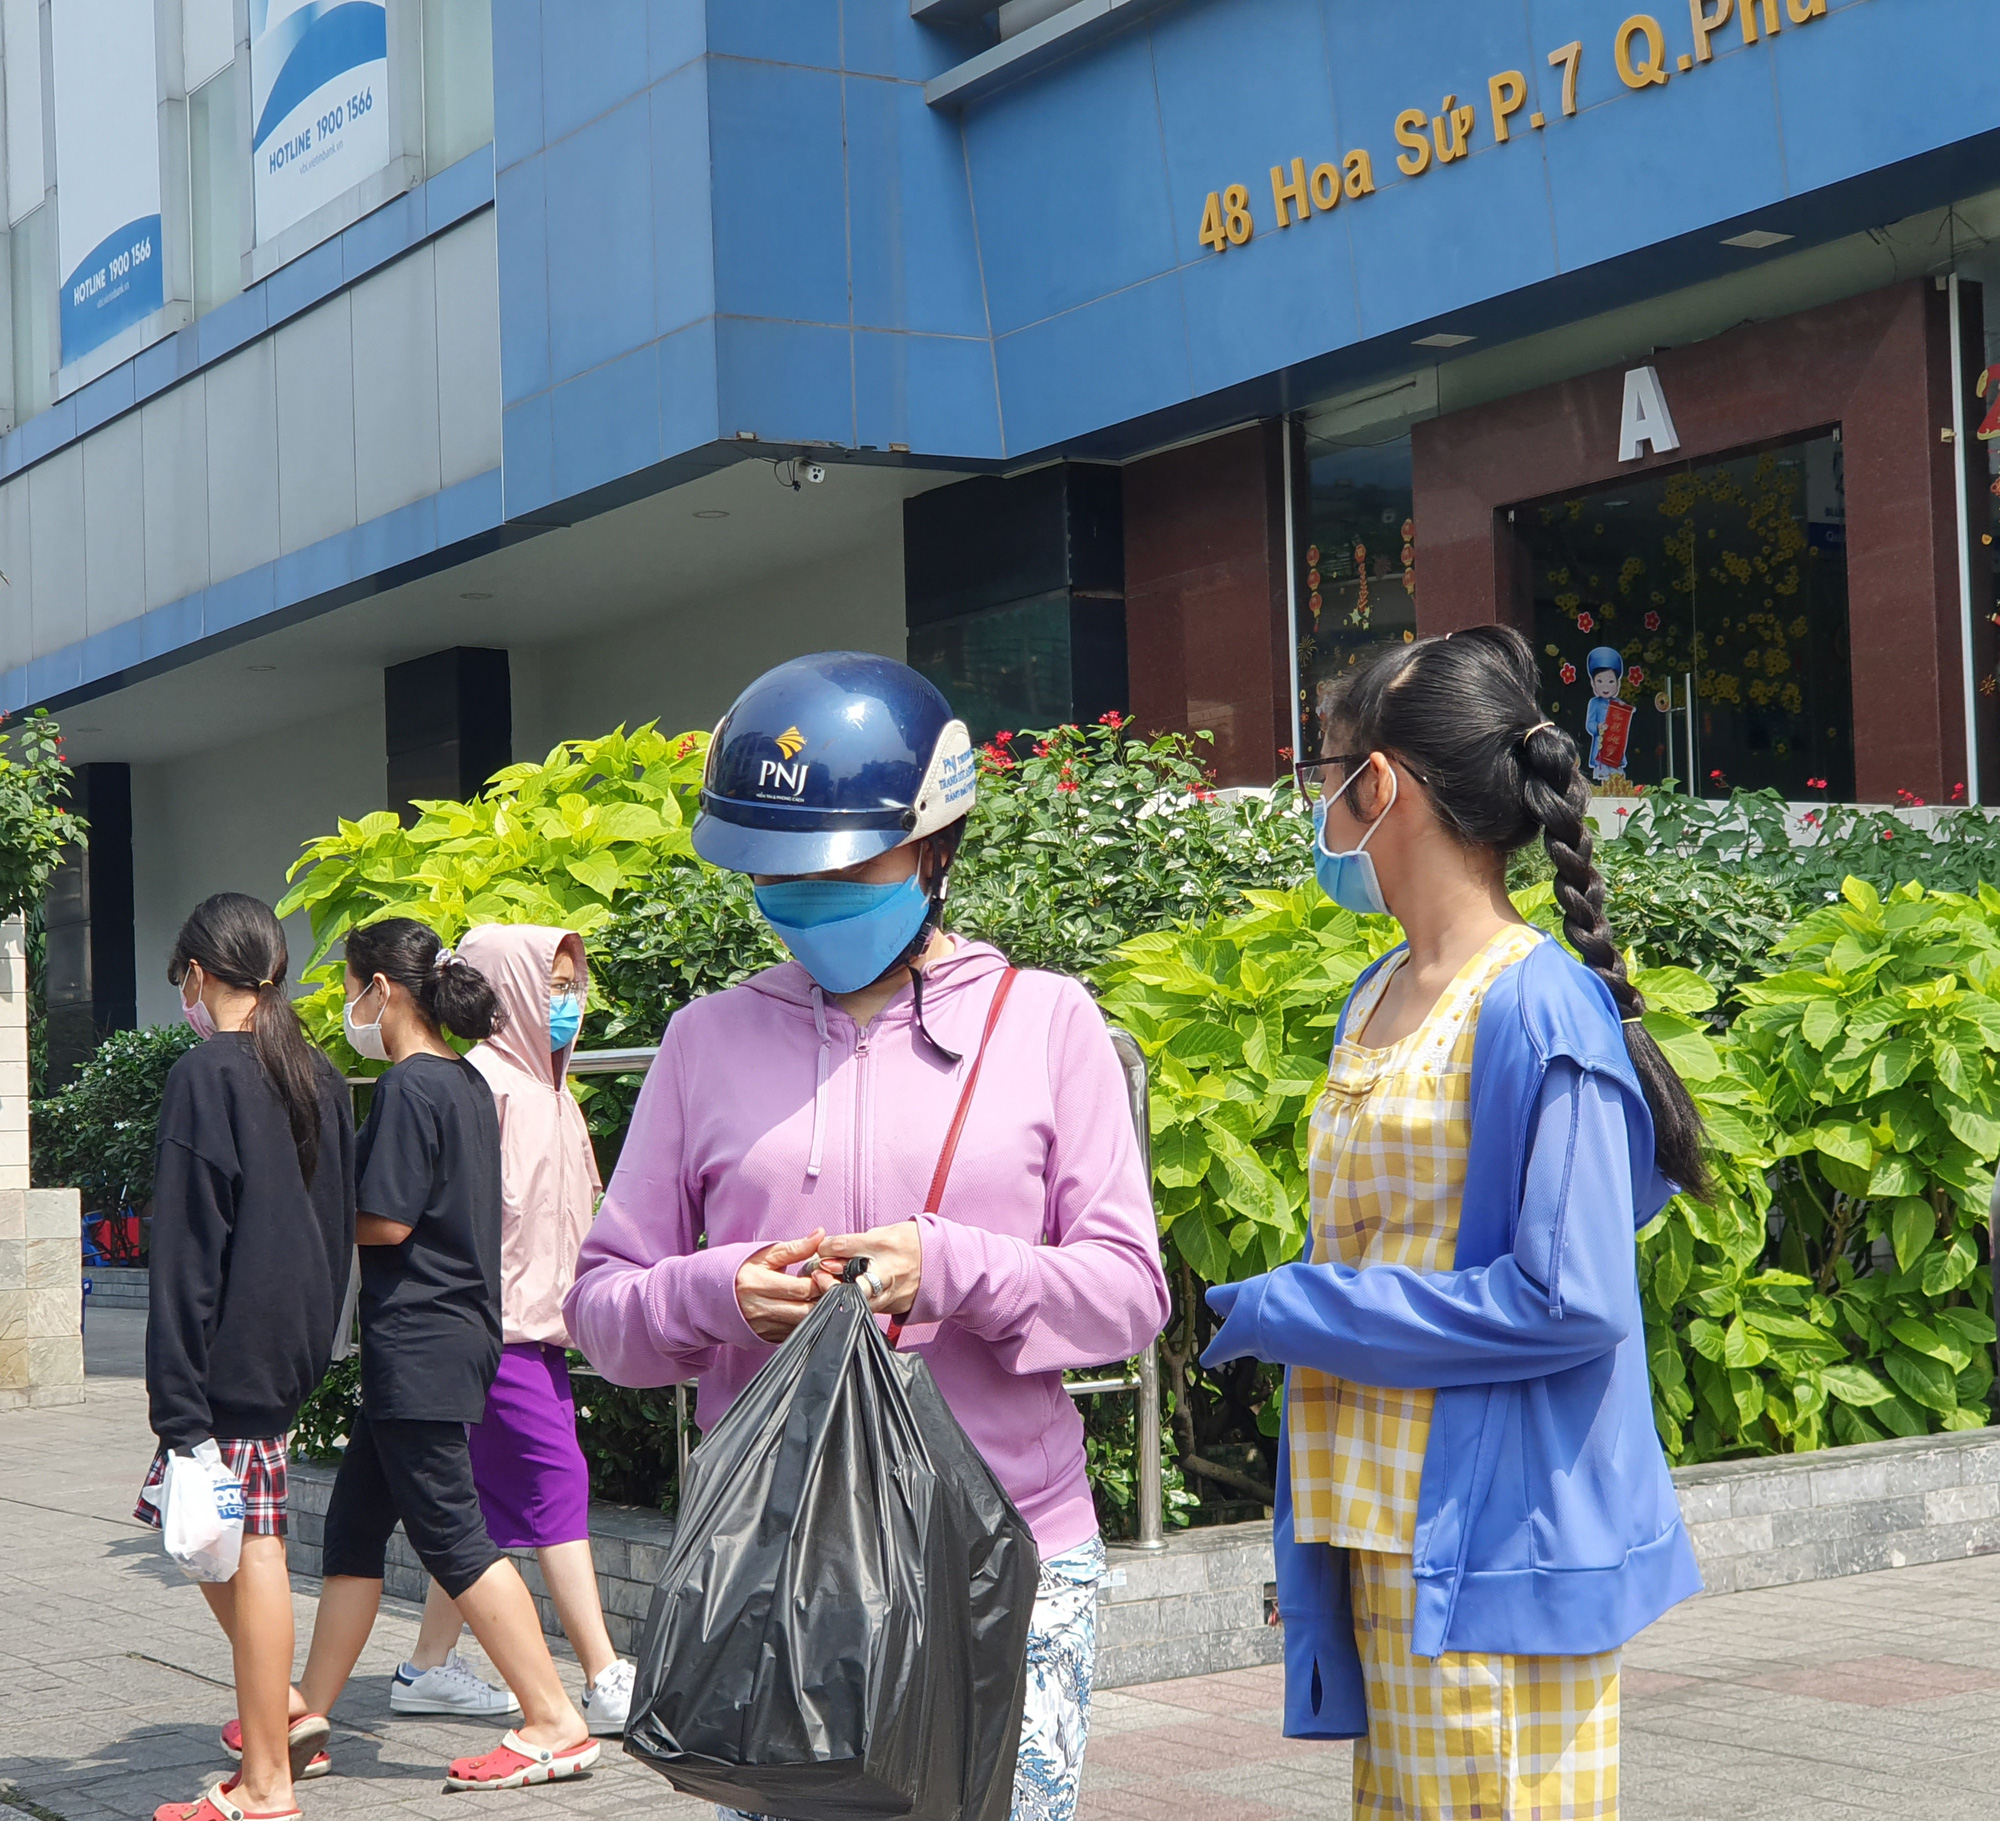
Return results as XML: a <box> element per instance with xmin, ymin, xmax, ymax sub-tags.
<box><xmin>161</xmin><ymin>1440</ymin><xmax>245</xmax><ymax>1583</ymax></box>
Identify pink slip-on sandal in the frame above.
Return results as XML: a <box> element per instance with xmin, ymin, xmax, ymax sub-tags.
<box><xmin>443</xmin><ymin>1731</ymin><xmax>601</xmax><ymax>1791</ymax></box>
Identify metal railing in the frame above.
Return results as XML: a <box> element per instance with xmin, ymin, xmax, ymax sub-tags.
<box><xmin>565</xmin><ymin>1030</ymin><xmax>1169</xmax><ymax>1549</ymax></box>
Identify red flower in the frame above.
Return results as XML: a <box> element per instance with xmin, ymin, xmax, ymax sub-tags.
<box><xmin>1628</xmin><ymin>666</ymin><xmax>1645</xmax><ymax>685</ymax></box>
<box><xmin>1097</xmin><ymin>710</ymin><xmax>1126</xmax><ymax>729</ymax></box>
<box><xmin>1952</xmin><ymin>781</ymin><xmax>1968</xmax><ymax>803</ymax></box>
<box><xmin>994</xmin><ymin>730</ymin><xmax>1014</xmax><ymax>746</ymax></box>
<box><xmin>1644</xmin><ymin>612</ymin><xmax>1660</xmax><ymax>631</ymax></box>
<box><xmin>1032</xmin><ymin>740</ymin><xmax>1051</xmax><ymax>758</ymax></box>
<box><xmin>1806</xmin><ymin>777</ymin><xmax>1827</xmax><ymax>791</ymax></box>
<box><xmin>1056</xmin><ymin>779</ymin><xmax>1079</xmax><ymax>794</ymax></box>
<box><xmin>1278</xmin><ymin>747</ymin><xmax>1294</xmax><ymax>763</ymax></box>
<box><xmin>1559</xmin><ymin>662</ymin><xmax>1577</xmax><ymax>686</ymax></box>
<box><xmin>1576</xmin><ymin>612</ymin><xmax>1595</xmax><ymax>633</ymax></box>
<box><xmin>1881</xmin><ymin>828</ymin><xmax>1895</xmax><ymax>842</ymax></box>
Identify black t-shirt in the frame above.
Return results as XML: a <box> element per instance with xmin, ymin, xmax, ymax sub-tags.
<box><xmin>355</xmin><ymin>1052</ymin><xmax>503</xmax><ymax>1422</ymax></box>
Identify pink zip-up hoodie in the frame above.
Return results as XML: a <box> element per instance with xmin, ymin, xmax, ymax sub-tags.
<box><xmin>563</xmin><ymin>938</ymin><xmax>1170</xmax><ymax>1555</ymax></box>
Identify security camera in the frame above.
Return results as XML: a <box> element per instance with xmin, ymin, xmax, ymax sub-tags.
<box><xmin>803</xmin><ymin>462</ymin><xmax>826</xmax><ymax>485</ymax></box>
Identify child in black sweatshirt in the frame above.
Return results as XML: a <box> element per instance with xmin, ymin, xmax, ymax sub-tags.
<box><xmin>141</xmin><ymin>895</ymin><xmax>354</xmax><ymax>1821</ymax></box>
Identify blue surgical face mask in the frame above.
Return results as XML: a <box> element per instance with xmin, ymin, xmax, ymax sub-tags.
<box><xmin>753</xmin><ymin>873</ymin><xmax>932</xmax><ymax>995</ymax></box>
<box><xmin>1312</xmin><ymin>762</ymin><xmax>1396</xmax><ymax>917</ymax></box>
<box><xmin>548</xmin><ymin>990</ymin><xmax>582</xmax><ymax>1051</ymax></box>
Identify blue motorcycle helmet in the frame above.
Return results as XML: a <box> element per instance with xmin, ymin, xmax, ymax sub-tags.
<box><xmin>693</xmin><ymin>651</ymin><xmax>976</xmax><ymax>876</ymax></box>
<box><xmin>694</xmin><ymin>653</ymin><xmax>977</xmax><ymax>1050</ymax></box>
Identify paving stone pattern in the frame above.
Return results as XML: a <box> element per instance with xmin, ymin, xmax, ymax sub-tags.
<box><xmin>10</xmin><ymin>1313</ymin><xmax>2000</xmax><ymax>1819</ymax></box>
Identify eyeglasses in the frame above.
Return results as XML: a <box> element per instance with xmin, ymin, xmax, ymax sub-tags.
<box><xmin>1291</xmin><ymin>755</ymin><xmax>1365</xmax><ymax>800</ymax></box>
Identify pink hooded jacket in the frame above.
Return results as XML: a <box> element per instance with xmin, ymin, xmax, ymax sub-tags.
<box><xmin>564</xmin><ymin>939</ymin><xmax>1171</xmax><ymax>1555</ymax></box>
<box><xmin>458</xmin><ymin>924</ymin><xmax>602</xmax><ymax>1348</ymax></box>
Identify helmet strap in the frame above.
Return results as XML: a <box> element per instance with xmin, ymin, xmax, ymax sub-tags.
<box><xmin>902</xmin><ymin>849</ymin><xmax>961</xmax><ymax>1065</ymax></box>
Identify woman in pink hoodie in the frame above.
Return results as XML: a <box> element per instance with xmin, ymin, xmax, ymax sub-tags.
<box><xmin>401</xmin><ymin>924</ymin><xmax>635</xmax><ymax>1736</ymax></box>
<box><xmin>564</xmin><ymin>653</ymin><xmax>1171</xmax><ymax>1821</ymax></box>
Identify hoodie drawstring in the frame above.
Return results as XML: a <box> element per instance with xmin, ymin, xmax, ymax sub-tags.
<box><xmin>807</xmin><ymin>986</ymin><xmax>831</xmax><ymax>1181</ymax></box>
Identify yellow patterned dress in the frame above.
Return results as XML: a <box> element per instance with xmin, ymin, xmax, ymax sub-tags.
<box><xmin>1288</xmin><ymin>924</ymin><xmax>1621</xmax><ymax>1821</ymax></box>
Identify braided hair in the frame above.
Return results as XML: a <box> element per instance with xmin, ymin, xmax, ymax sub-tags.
<box><xmin>1323</xmin><ymin>624</ymin><xmax>1709</xmax><ymax>1197</ymax></box>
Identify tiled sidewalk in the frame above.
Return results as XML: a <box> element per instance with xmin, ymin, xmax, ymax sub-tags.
<box><xmin>8</xmin><ymin>1310</ymin><xmax>2000</xmax><ymax>1821</ymax></box>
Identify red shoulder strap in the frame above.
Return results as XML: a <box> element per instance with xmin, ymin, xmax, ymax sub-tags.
<box><xmin>886</xmin><ymin>967</ymin><xmax>1018</xmax><ymax>1347</ymax></box>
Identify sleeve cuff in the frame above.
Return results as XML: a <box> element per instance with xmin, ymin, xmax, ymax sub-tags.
<box><xmin>907</xmin><ymin>1213</ymin><xmax>1031</xmax><ymax>1335</ymax></box>
<box><xmin>643</xmin><ymin>1239</ymin><xmax>766</xmax><ymax>1354</ymax></box>
<box><xmin>1200</xmin><ymin>1274</ymin><xmax>1271</xmax><ymax>1368</ymax></box>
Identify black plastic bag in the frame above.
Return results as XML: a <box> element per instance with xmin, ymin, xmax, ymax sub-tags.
<box><xmin>625</xmin><ymin>1276</ymin><xmax>1038</xmax><ymax>1821</ymax></box>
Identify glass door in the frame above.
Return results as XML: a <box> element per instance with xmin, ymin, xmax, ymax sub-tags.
<box><xmin>1519</xmin><ymin>431</ymin><xmax>1855</xmax><ymax>800</ymax></box>
<box><xmin>1294</xmin><ymin>433</ymin><xmax>1417</xmax><ymax>765</ymax></box>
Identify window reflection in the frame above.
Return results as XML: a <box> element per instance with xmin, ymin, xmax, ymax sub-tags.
<box><xmin>1294</xmin><ymin>435</ymin><xmax>1416</xmax><ymax>763</ymax></box>
<box><xmin>1520</xmin><ymin>433</ymin><xmax>1854</xmax><ymax>801</ymax></box>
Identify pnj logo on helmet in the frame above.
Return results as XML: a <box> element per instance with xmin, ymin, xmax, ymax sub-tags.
<box><xmin>758</xmin><ymin>726</ymin><xmax>810</xmax><ymax>796</ymax></box>
<box><xmin>758</xmin><ymin>759</ymin><xmax>809</xmax><ymax>796</ymax></box>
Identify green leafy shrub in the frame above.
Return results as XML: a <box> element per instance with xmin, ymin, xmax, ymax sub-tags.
<box><xmin>950</xmin><ymin>717</ymin><xmax>1311</xmax><ymax>979</ymax></box>
<box><xmin>1094</xmin><ymin>886</ymin><xmax>1391</xmax><ymax>1284</ymax></box>
<box><xmin>290</xmin><ymin>1355</ymin><xmax>360</xmax><ymax>1462</ymax></box>
<box><xmin>1707</xmin><ymin>879</ymin><xmax>1999</xmax><ymax>1449</ymax></box>
<box><xmin>1618</xmin><ymin>786</ymin><xmax>2000</xmax><ymax>908</ymax></box>
<box><xmin>275</xmin><ymin>724</ymin><xmax>708</xmax><ymax>1069</ymax></box>
<box><xmin>0</xmin><ymin>710</ymin><xmax>85</xmax><ymax>923</ymax></box>
<box><xmin>568</xmin><ymin>1369</ymin><xmax>693</xmax><ymax>1513</ymax></box>
<box><xmin>1598</xmin><ymin>847</ymin><xmax>1796</xmax><ymax>1011</ymax></box>
<box><xmin>31</xmin><ymin>1024</ymin><xmax>201</xmax><ymax>1217</ymax></box>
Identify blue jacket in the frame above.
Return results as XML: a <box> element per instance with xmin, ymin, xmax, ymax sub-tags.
<box><xmin>1202</xmin><ymin>936</ymin><xmax>1702</xmax><ymax>1739</ymax></box>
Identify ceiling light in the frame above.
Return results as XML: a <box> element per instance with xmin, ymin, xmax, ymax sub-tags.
<box><xmin>1413</xmin><ymin>332</ymin><xmax>1475</xmax><ymax>348</ymax></box>
<box><xmin>693</xmin><ymin>509</ymin><xmax>730</xmax><ymax>520</ymax></box>
<box><xmin>1722</xmin><ymin>229</ymin><xmax>1792</xmax><ymax>249</ymax></box>
<box><xmin>460</xmin><ymin>590</ymin><xmax>493</xmax><ymax>601</ymax></box>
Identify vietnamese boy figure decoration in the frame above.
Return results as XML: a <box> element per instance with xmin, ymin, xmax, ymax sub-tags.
<box><xmin>1584</xmin><ymin>647</ymin><xmax>1634</xmax><ymax>785</ymax></box>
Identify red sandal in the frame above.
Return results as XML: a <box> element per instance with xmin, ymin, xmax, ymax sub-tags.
<box><xmin>218</xmin><ymin>1714</ymin><xmax>331</xmax><ymax>1781</ymax></box>
<box><xmin>154</xmin><ymin>1781</ymin><xmax>302</xmax><ymax>1821</ymax></box>
<box><xmin>443</xmin><ymin>1730</ymin><xmax>601</xmax><ymax>1790</ymax></box>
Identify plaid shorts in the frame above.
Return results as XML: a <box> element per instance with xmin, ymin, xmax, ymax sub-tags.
<box><xmin>134</xmin><ymin>1437</ymin><xmax>289</xmax><ymax>1537</ymax></box>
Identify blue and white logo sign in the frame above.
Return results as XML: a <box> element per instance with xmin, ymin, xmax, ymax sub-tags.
<box><xmin>251</xmin><ymin>0</ymin><xmax>392</xmax><ymax>242</ymax></box>
<box><xmin>50</xmin><ymin>0</ymin><xmax>164</xmax><ymax>369</ymax></box>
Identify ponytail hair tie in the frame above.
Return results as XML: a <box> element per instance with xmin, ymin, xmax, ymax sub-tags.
<box><xmin>1622</xmin><ymin>1014</ymin><xmax>1645</xmax><ymax>1025</ymax></box>
<box><xmin>257</xmin><ymin>978</ymin><xmax>274</xmax><ymax>988</ymax></box>
<box><xmin>1523</xmin><ymin>721</ymin><xmax>1556</xmax><ymax>743</ymax></box>
<box><xmin>432</xmin><ymin>946</ymin><xmax>457</xmax><ymax>975</ymax></box>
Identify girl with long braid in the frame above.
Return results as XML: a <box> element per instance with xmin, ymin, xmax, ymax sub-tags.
<box><xmin>1204</xmin><ymin>625</ymin><xmax>1704</xmax><ymax>1819</ymax></box>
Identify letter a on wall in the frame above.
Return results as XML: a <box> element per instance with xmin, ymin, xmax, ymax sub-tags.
<box><xmin>1619</xmin><ymin>366</ymin><xmax>1680</xmax><ymax>462</ymax></box>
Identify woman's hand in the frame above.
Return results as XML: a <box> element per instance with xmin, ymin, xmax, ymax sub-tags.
<box><xmin>734</xmin><ymin>1230</ymin><xmax>827</xmax><ymax>1343</ymax></box>
<box><xmin>813</xmin><ymin>1221</ymin><xmax>924</xmax><ymax>1317</ymax></box>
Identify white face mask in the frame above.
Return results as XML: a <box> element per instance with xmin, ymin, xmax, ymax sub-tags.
<box><xmin>343</xmin><ymin>978</ymin><xmax>390</xmax><ymax>1062</ymax></box>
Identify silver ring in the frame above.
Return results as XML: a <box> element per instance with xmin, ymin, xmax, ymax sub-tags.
<box><xmin>862</xmin><ymin>1270</ymin><xmax>887</xmax><ymax>1300</ymax></box>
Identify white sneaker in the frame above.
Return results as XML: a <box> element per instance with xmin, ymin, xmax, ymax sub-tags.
<box><xmin>389</xmin><ymin>1651</ymin><xmax>522</xmax><ymax>1717</ymax></box>
<box><xmin>581</xmin><ymin>1659</ymin><xmax>636</xmax><ymax>1735</ymax></box>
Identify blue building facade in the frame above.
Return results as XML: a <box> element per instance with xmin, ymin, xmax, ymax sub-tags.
<box><xmin>6</xmin><ymin>0</ymin><xmax>2000</xmax><ymax>1046</ymax></box>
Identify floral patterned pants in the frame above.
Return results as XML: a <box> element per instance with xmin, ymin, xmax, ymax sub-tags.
<box><xmin>718</xmin><ymin>1534</ymin><xmax>1105</xmax><ymax>1821</ymax></box>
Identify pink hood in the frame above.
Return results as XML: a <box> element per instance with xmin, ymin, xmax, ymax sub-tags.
<box><xmin>459</xmin><ymin>923</ymin><xmax>602</xmax><ymax>1346</ymax></box>
<box><xmin>565</xmin><ymin>939</ymin><xmax>1170</xmax><ymax>1555</ymax></box>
